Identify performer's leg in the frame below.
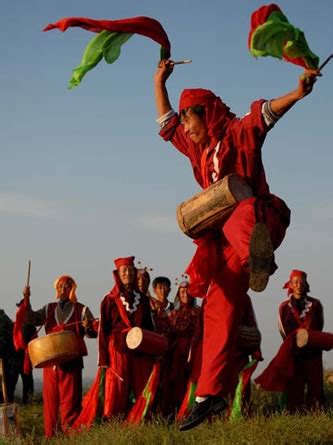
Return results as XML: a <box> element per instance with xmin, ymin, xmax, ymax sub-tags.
<box><xmin>103</xmin><ymin>337</ymin><xmax>130</xmax><ymax>418</ymax></box>
<box><xmin>223</xmin><ymin>196</ymin><xmax>289</xmax><ymax>291</ymax></box>
<box><xmin>58</xmin><ymin>365</ymin><xmax>82</xmax><ymax>432</ymax></box>
<box><xmin>21</xmin><ymin>371</ymin><xmax>34</xmax><ymax>404</ymax></box>
<box><xmin>130</xmin><ymin>353</ymin><xmax>155</xmax><ymax>397</ymax></box>
<box><xmin>286</xmin><ymin>362</ymin><xmax>306</xmax><ymax>413</ymax></box>
<box><xmin>196</xmin><ymin>244</ymin><xmax>249</xmax><ymax>398</ymax></box>
<box><xmin>43</xmin><ymin>367</ymin><xmax>60</xmax><ymax>438</ymax></box>
<box><xmin>304</xmin><ymin>356</ymin><xmax>324</xmax><ymax>410</ymax></box>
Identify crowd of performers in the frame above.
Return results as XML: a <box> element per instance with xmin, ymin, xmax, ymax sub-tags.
<box><xmin>3</xmin><ymin>262</ymin><xmax>329</xmax><ymax>438</ymax></box>
<box><xmin>3</xmin><ymin>61</ymin><xmax>330</xmax><ymax>438</ymax></box>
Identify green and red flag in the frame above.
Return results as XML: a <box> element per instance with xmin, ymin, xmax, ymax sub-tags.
<box><xmin>248</xmin><ymin>4</ymin><xmax>319</xmax><ymax>69</ymax></box>
<box><xmin>176</xmin><ymin>380</ymin><xmax>197</xmax><ymax>421</ymax></box>
<box><xmin>229</xmin><ymin>359</ymin><xmax>258</xmax><ymax>421</ymax></box>
<box><xmin>43</xmin><ymin>16</ymin><xmax>171</xmax><ymax>89</ymax></box>
<box><xmin>126</xmin><ymin>362</ymin><xmax>161</xmax><ymax>424</ymax></box>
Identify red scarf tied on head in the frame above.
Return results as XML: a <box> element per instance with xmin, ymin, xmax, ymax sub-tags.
<box><xmin>178</xmin><ymin>88</ymin><xmax>236</xmax><ymax>148</ymax></box>
<box><xmin>283</xmin><ymin>269</ymin><xmax>310</xmax><ymax>295</ymax></box>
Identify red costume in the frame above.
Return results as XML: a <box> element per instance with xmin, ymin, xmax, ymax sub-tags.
<box><xmin>168</xmin><ymin>290</ymin><xmax>200</xmax><ymax>409</ymax></box>
<box><xmin>73</xmin><ymin>257</ymin><xmax>156</xmax><ymax>428</ymax></box>
<box><xmin>159</xmin><ymin>90</ymin><xmax>290</xmax><ymax>399</ymax></box>
<box><xmin>24</xmin><ymin>276</ymin><xmax>96</xmax><ymax>438</ymax></box>
<box><xmin>278</xmin><ymin>270</ymin><xmax>324</xmax><ymax>411</ymax></box>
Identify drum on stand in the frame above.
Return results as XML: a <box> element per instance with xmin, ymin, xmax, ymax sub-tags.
<box><xmin>28</xmin><ymin>330</ymin><xmax>85</xmax><ymax>368</ymax></box>
<box><xmin>176</xmin><ymin>173</ymin><xmax>253</xmax><ymax>239</ymax></box>
<box><xmin>126</xmin><ymin>327</ymin><xmax>168</xmax><ymax>355</ymax></box>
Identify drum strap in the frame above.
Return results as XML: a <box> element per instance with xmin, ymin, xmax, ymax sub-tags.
<box><xmin>200</xmin><ymin>147</ymin><xmax>210</xmax><ymax>189</ymax></box>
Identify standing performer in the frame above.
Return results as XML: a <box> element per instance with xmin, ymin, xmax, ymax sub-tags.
<box><xmin>0</xmin><ymin>310</ymin><xmax>21</xmax><ymax>403</ymax></box>
<box><xmin>150</xmin><ymin>276</ymin><xmax>174</xmax><ymax>336</ymax></box>
<box><xmin>169</xmin><ymin>280</ymin><xmax>200</xmax><ymax>410</ymax></box>
<box><xmin>22</xmin><ymin>276</ymin><xmax>96</xmax><ymax>438</ymax></box>
<box><xmin>278</xmin><ymin>269</ymin><xmax>324</xmax><ymax>412</ymax></box>
<box><xmin>154</xmin><ymin>59</ymin><xmax>319</xmax><ymax>429</ymax></box>
<box><xmin>73</xmin><ymin>256</ymin><xmax>156</xmax><ymax>428</ymax></box>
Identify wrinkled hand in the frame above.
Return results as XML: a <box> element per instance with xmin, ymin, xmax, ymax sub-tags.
<box><xmin>154</xmin><ymin>59</ymin><xmax>174</xmax><ymax>85</ymax></box>
<box><xmin>23</xmin><ymin>286</ymin><xmax>30</xmax><ymax>304</ymax></box>
<box><xmin>297</xmin><ymin>69</ymin><xmax>321</xmax><ymax>99</ymax></box>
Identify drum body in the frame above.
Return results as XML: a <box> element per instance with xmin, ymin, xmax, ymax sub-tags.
<box><xmin>28</xmin><ymin>331</ymin><xmax>84</xmax><ymax>368</ymax></box>
<box><xmin>176</xmin><ymin>174</ymin><xmax>253</xmax><ymax>239</ymax></box>
<box><xmin>126</xmin><ymin>327</ymin><xmax>168</xmax><ymax>355</ymax></box>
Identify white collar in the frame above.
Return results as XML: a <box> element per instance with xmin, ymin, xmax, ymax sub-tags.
<box><xmin>120</xmin><ymin>291</ymin><xmax>141</xmax><ymax>314</ymax></box>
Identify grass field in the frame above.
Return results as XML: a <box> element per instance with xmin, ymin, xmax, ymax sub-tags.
<box><xmin>2</xmin><ymin>384</ymin><xmax>333</xmax><ymax>444</ymax></box>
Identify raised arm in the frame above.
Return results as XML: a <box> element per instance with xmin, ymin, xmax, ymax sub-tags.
<box><xmin>154</xmin><ymin>59</ymin><xmax>175</xmax><ymax>118</ymax></box>
<box><xmin>270</xmin><ymin>69</ymin><xmax>320</xmax><ymax>117</ymax></box>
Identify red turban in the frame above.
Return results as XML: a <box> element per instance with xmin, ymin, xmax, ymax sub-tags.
<box><xmin>283</xmin><ymin>269</ymin><xmax>310</xmax><ymax>295</ymax></box>
<box><xmin>178</xmin><ymin>88</ymin><xmax>236</xmax><ymax>146</ymax></box>
<box><xmin>114</xmin><ymin>256</ymin><xmax>135</xmax><ymax>269</ymax></box>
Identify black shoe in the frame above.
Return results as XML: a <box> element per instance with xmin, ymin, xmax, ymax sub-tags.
<box><xmin>179</xmin><ymin>396</ymin><xmax>228</xmax><ymax>431</ymax></box>
<box><xmin>249</xmin><ymin>223</ymin><xmax>274</xmax><ymax>292</ymax></box>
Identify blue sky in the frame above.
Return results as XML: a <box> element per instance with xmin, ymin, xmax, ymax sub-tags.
<box><xmin>1</xmin><ymin>0</ymin><xmax>333</xmax><ymax>377</ymax></box>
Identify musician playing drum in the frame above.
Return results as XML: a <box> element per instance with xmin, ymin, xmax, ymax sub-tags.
<box><xmin>154</xmin><ymin>59</ymin><xmax>319</xmax><ymax>429</ymax></box>
<box><xmin>73</xmin><ymin>256</ymin><xmax>156</xmax><ymax>427</ymax></box>
<box><xmin>21</xmin><ymin>275</ymin><xmax>96</xmax><ymax>438</ymax></box>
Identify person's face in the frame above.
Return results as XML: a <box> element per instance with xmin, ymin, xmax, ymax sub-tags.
<box><xmin>57</xmin><ymin>281</ymin><xmax>72</xmax><ymax>302</ymax></box>
<box><xmin>179</xmin><ymin>287</ymin><xmax>189</xmax><ymax>305</ymax></box>
<box><xmin>154</xmin><ymin>283</ymin><xmax>170</xmax><ymax>303</ymax></box>
<box><xmin>137</xmin><ymin>273</ymin><xmax>149</xmax><ymax>294</ymax></box>
<box><xmin>181</xmin><ymin>109</ymin><xmax>209</xmax><ymax>145</ymax></box>
<box><xmin>290</xmin><ymin>275</ymin><xmax>307</xmax><ymax>299</ymax></box>
<box><xmin>118</xmin><ymin>265</ymin><xmax>136</xmax><ymax>287</ymax></box>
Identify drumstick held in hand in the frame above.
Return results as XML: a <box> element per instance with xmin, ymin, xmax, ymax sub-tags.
<box><xmin>319</xmin><ymin>53</ymin><xmax>333</xmax><ymax>72</ymax></box>
<box><xmin>26</xmin><ymin>259</ymin><xmax>31</xmax><ymax>286</ymax></box>
<box><xmin>171</xmin><ymin>59</ymin><xmax>192</xmax><ymax>65</ymax></box>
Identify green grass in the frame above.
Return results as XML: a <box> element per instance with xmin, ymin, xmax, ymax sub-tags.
<box><xmin>2</xmin><ymin>383</ymin><xmax>333</xmax><ymax>444</ymax></box>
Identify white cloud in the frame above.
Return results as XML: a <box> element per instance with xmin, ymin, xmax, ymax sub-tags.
<box><xmin>0</xmin><ymin>192</ymin><xmax>62</xmax><ymax>219</ymax></box>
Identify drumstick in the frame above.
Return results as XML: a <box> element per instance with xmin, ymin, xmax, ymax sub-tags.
<box><xmin>26</xmin><ymin>259</ymin><xmax>31</xmax><ymax>286</ymax></box>
<box><xmin>302</xmin><ymin>54</ymin><xmax>333</xmax><ymax>84</ymax></box>
<box><xmin>171</xmin><ymin>59</ymin><xmax>192</xmax><ymax>65</ymax></box>
<box><xmin>319</xmin><ymin>53</ymin><xmax>333</xmax><ymax>72</ymax></box>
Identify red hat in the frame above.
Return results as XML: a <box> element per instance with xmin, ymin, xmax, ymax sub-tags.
<box><xmin>179</xmin><ymin>88</ymin><xmax>217</xmax><ymax>113</ymax></box>
<box><xmin>283</xmin><ymin>269</ymin><xmax>310</xmax><ymax>295</ymax></box>
<box><xmin>114</xmin><ymin>256</ymin><xmax>135</xmax><ymax>269</ymax></box>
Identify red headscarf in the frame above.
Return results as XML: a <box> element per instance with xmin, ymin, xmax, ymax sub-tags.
<box><xmin>114</xmin><ymin>256</ymin><xmax>135</xmax><ymax>269</ymax></box>
<box><xmin>54</xmin><ymin>275</ymin><xmax>77</xmax><ymax>303</ymax></box>
<box><xmin>283</xmin><ymin>269</ymin><xmax>310</xmax><ymax>295</ymax></box>
<box><xmin>178</xmin><ymin>88</ymin><xmax>236</xmax><ymax>147</ymax></box>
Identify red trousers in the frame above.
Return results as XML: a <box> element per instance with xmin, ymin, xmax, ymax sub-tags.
<box><xmin>196</xmin><ymin>197</ymin><xmax>288</xmax><ymax>397</ymax></box>
<box><xmin>103</xmin><ymin>335</ymin><xmax>154</xmax><ymax>418</ymax></box>
<box><xmin>43</xmin><ymin>364</ymin><xmax>82</xmax><ymax>438</ymax></box>
<box><xmin>286</xmin><ymin>354</ymin><xmax>324</xmax><ymax>412</ymax></box>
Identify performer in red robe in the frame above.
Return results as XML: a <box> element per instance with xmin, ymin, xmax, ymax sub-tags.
<box><xmin>149</xmin><ymin>276</ymin><xmax>174</xmax><ymax>416</ymax></box>
<box><xmin>278</xmin><ymin>269</ymin><xmax>324</xmax><ymax>412</ymax></box>
<box><xmin>73</xmin><ymin>256</ymin><xmax>156</xmax><ymax>428</ymax></box>
<box><xmin>22</xmin><ymin>275</ymin><xmax>96</xmax><ymax>438</ymax></box>
<box><xmin>154</xmin><ymin>59</ymin><xmax>319</xmax><ymax>429</ymax></box>
<box><xmin>168</xmin><ymin>281</ymin><xmax>200</xmax><ymax>410</ymax></box>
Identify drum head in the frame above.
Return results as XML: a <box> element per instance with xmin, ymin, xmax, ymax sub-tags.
<box><xmin>126</xmin><ymin>327</ymin><xmax>143</xmax><ymax>350</ymax></box>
